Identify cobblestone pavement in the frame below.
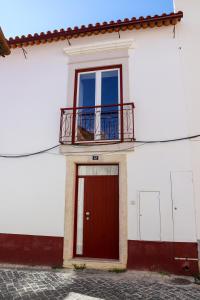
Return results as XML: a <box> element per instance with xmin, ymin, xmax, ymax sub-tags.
<box><xmin>0</xmin><ymin>267</ymin><xmax>199</xmax><ymax>300</ymax></box>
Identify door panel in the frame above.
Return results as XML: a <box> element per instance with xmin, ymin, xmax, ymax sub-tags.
<box><xmin>139</xmin><ymin>191</ymin><xmax>161</xmax><ymax>241</ymax></box>
<box><xmin>171</xmin><ymin>171</ymin><xmax>196</xmax><ymax>242</ymax></box>
<box><xmin>82</xmin><ymin>175</ymin><xmax>119</xmax><ymax>259</ymax></box>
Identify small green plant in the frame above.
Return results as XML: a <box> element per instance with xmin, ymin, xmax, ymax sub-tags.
<box><xmin>73</xmin><ymin>263</ymin><xmax>86</xmax><ymax>270</ymax></box>
<box><xmin>158</xmin><ymin>271</ymin><xmax>170</xmax><ymax>276</ymax></box>
<box><xmin>109</xmin><ymin>268</ymin><xmax>127</xmax><ymax>273</ymax></box>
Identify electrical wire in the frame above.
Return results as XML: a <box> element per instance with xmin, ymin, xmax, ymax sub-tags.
<box><xmin>135</xmin><ymin>134</ymin><xmax>200</xmax><ymax>144</ymax></box>
<box><xmin>0</xmin><ymin>134</ymin><xmax>200</xmax><ymax>158</ymax></box>
<box><xmin>0</xmin><ymin>145</ymin><xmax>60</xmax><ymax>158</ymax></box>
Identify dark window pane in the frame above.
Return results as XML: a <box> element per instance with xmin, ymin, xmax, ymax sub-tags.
<box><xmin>101</xmin><ymin>70</ymin><xmax>119</xmax><ymax>140</ymax></box>
<box><xmin>77</xmin><ymin>73</ymin><xmax>96</xmax><ymax>141</ymax></box>
<box><xmin>78</xmin><ymin>73</ymin><xmax>96</xmax><ymax>107</ymax></box>
<box><xmin>101</xmin><ymin>70</ymin><xmax>119</xmax><ymax>106</ymax></box>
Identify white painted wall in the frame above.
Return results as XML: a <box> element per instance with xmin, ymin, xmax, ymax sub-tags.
<box><xmin>0</xmin><ymin>17</ymin><xmax>198</xmax><ymax>243</ymax></box>
<box><xmin>126</xmin><ymin>25</ymin><xmax>196</xmax><ymax>242</ymax></box>
<box><xmin>0</xmin><ymin>155</ymin><xmax>66</xmax><ymax>236</ymax></box>
<box><xmin>174</xmin><ymin>0</ymin><xmax>200</xmax><ymax>240</ymax></box>
<box><xmin>127</xmin><ymin>142</ymin><xmax>194</xmax><ymax>242</ymax></box>
<box><xmin>0</xmin><ymin>42</ymin><xmax>68</xmax><ymax>236</ymax></box>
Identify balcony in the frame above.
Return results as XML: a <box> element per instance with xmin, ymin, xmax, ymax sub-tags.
<box><xmin>59</xmin><ymin>103</ymin><xmax>134</xmax><ymax>145</ymax></box>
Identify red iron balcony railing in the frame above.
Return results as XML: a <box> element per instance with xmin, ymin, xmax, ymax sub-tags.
<box><xmin>59</xmin><ymin>102</ymin><xmax>134</xmax><ymax>144</ymax></box>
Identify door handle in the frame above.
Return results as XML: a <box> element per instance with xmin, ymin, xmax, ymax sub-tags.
<box><xmin>85</xmin><ymin>211</ymin><xmax>90</xmax><ymax>221</ymax></box>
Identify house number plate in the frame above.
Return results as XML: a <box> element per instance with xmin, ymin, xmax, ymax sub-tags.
<box><xmin>92</xmin><ymin>155</ymin><xmax>99</xmax><ymax>161</ymax></box>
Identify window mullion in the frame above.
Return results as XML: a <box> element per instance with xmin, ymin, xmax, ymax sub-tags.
<box><xmin>117</xmin><ymin>69</ymin><xmax>121</xmax><ymax>139</ymax></box>
<box><xmin>95</xmin><ymin>71</ymin><xmax>102</xmax><ymax>140</ymax></box>
<box><xmin>75</xmin><ymin>73</ymin><xmax>81</xmax><ymax>142</ymax></box>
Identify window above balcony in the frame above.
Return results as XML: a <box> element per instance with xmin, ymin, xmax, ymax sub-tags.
<box><xmin>60</xmin><ymin>65</ymin><xmax>134</xmax><ymax>145</ymax></box>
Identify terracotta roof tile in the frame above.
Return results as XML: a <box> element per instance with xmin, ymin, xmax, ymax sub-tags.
<box><xmin>8</xmin><ymin>11</ymin><xmax>183</xmax><ymax>49</ymax></box>
<box><xmin>0</xmin><ymin>28</ymin><xmax>11</xmax><ymax>56</ymax></box>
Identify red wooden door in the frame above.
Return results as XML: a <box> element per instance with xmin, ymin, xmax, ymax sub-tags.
<box><xmin>82</xmin><ymin>175</ymin><xmax>119</xmax><ymax>259</ymax></box>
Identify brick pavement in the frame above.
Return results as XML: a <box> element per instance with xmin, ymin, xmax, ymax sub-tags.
<box><xmin>0</xmin><ymin>267</ymin><xmax>199</xmax><ymax>299</ymax></box>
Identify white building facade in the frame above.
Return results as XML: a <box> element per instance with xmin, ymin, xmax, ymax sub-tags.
<box><xmin>0</xmin><ymin>1</ymin><xmax>199</xmax><ymax>275</ymax></box>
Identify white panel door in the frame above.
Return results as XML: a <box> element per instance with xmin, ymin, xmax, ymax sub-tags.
<box><xmin>171</xmin><ymin>171</ymin><xmax>196</xmax><ymax>242</ymax></box>
<box><xmin>139</xmin><ymin>191</ymin><xmax>161</xmax><ymax>241</ymax></box>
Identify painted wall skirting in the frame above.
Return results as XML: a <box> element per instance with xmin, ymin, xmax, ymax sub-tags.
<box><xmin>0</xmin><ymin>233</ymin><xmax>63</xmax><ymax>267</ymax></box>
<box><xmin>127</xmin><ymin>240</ymin><xmax>199</xmax><ymax>276</ymax></box>
<box><xmin>0</xmin><ymin>234</ymin><xmax>198</xmax><ymax>276</ymax></box>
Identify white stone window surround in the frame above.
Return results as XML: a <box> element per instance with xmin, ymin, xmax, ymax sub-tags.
<box><xmin>64</xmin><ymin>38</ymin><xmax>134</xmax><ymax>111</ymax></box>
<box><xmin>64</xmin><ymin>39</ymin><xmax>134</xmax><ymax>56</ymax></box>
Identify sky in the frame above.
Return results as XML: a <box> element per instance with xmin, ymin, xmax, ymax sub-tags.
<box><xmin>0</xmin><ymin>0</ymin><xmax>174</xmax><ymax>38</ymax></box>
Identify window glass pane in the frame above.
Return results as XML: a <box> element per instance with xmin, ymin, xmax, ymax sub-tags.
<box><xmin>101</xmin><ymin>70</ymin><xmax>119</xmax><ymax>106</ymax></box>
<box><xmin>101</xmin><ymin>70</ymin><xmax>119</xmax><ymax>140</ymax></box>
<box><xmin>76</xmin><ymin>178</ymin><xmax>84</xmax><ymax>255</ymax></box>
<box><xmin>78</xmin><ymin>73</ymin><xmax>96</xmax><ymax>107</ymax></box>
<box><xmin>77</xmin><ymin>73</ymin><xmax>95</xmax><ymax>141</ymax></box>
<box><xmin>78</xmin><ymin>165</ymin><xmax>119</xmax><ymax>176</ymax></box>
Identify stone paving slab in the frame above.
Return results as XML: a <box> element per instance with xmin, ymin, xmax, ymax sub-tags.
<box><xmin>0</xmin><ymin>267</ymin><xmax>199</xmax><ymax>299</ymax></box>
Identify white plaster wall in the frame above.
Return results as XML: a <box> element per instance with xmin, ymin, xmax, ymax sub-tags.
<box><xmin>174</xmin><ymin>0</ymin><xmax>200</xmax><ymax>240</ymax></box>
<box><xmin>0</xmin><ymin>155</ymin><xmax>66</xmax><ymax>236</ymax></box>
<box><xmin>0</xmin><ymin>42</ymin><xmax>68</xmax><ymax>236</ymax></box>
<box><xmin>125</xmin><ymin>25</ymin><xmax>196</xmax><ymax>242</ymax></box>
<box><xmin>127</xmin><ymin>142</ymin><xmax>195</xmax><ymax>242</ymax></box>
<box><xmin>0</xmin><ymin>41</ymin><xmax>68</xmax><ymax>153</ymax></box>
<box><xmin>0</xmin><ymin>21</ymin><xmax>197</xmax><ymax>242</ymax></box>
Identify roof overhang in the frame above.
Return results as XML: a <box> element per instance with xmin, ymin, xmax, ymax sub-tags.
<box><xmin>8</xmin><ymin>11</ymin><xmax>183</xmax><ymax>49</ymax></box>
<box><xmin>0</xmin><ymin>28</ymin><xmax>11</xmax><ymax>56</ymax></box>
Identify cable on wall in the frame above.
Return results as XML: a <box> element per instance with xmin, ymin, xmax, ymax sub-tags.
<box><xmin>0</xmin><ymin>134</ymin><xmax>200</xmax><ymax>159</ymax></box>
<box><xmin>21</xmin><ymin>47</ymin><xmax>28</xmax><ymax>59</ymax></box>
<box><xmin>135</xmin><ymin>134</ymin><xmax>200</xmax><ymax>144</ymax></box>
<box><xmin>66</xmin><ymin>37</ymin><xmax>71</xmax><ymax>46</ymax></box>
<box><xmin>0</xmin><ymin>145</ymin><xmax>60</xmax><ymax>158</ymax></box>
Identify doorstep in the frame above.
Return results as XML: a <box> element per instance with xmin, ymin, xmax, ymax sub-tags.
<box><xmin>63</xmin><ymin>258</ymin><xmax>126</xmax><ymax>270</ymax></box>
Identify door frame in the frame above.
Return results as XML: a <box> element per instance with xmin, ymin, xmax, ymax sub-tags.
<box><xmin>73</xmin><ymin>164</ymin><xmax>119</xmax><ymax>259</ymax></box>
<box><xmin>63</xmin><ymin>154</ymin><xmax>128</xmax><ymax>270</ymax></box>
